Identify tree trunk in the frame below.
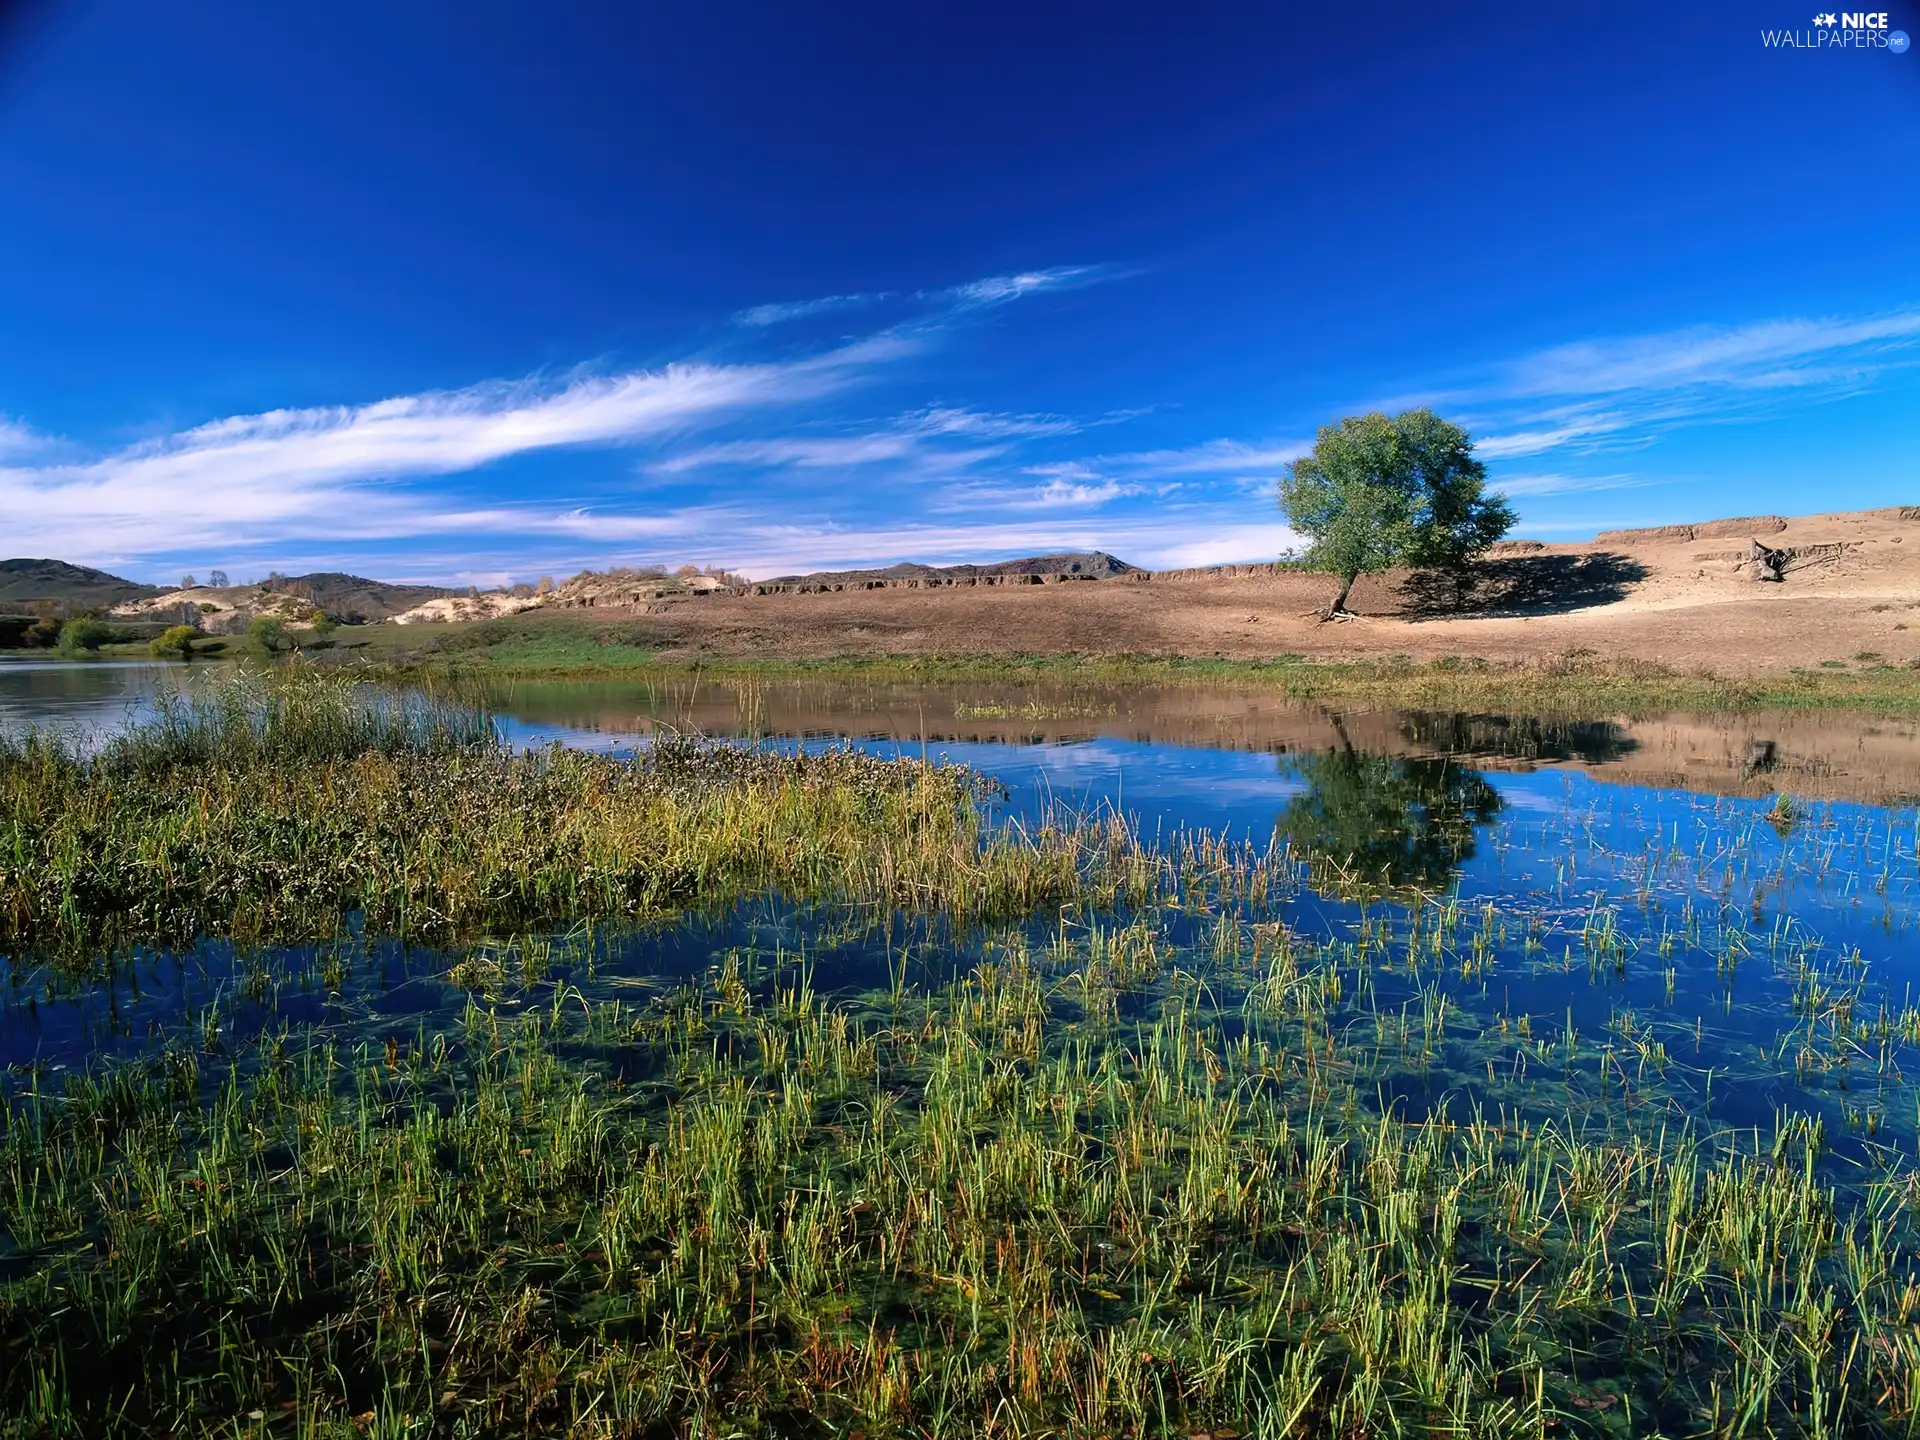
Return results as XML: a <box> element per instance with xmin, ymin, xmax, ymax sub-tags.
<box><xmin>1324</xmin><ymin>573</ymin><xmax>1356</xmax><ymax>619</ymax></box>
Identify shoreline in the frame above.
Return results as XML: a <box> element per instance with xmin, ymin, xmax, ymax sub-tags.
<box><xmin>14</xmin><ymin>642</ymin><xmax>1920</xmax><ymax>718</ymax></box>
<box><xmin>384</xmin><ymin>648</ymin><xmax>1920</xmax><ymax>719</ymax></box>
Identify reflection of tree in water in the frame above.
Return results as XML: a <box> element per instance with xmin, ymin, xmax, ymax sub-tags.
<box><xmin>1399</xmin><ymin>711</ymin><xmax>1631</xmax><ymax>765</ymax></box>
<box><xmin>1277</xmin><ymin>749</ymin><xmax>1503</xmax><ymax>896</ymax></box>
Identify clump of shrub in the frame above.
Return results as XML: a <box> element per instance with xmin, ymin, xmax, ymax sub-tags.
<box><xmin>247</xmin><ymin>616</ymin><xmax>289</xmax><ymax>653</ymax></box>
<box><xmin>149</xmin><ymin>624</ymin><xmax>203</xmax><ymax>659</ymax></box>
<box><xmin>57</xmin><ymin>617</ymin><xmax>113</xmax><ymax>654</ymax></box>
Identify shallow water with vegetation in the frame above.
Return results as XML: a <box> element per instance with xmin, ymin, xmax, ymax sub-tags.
<box><xmin>5</xmin><ymin>665</ymin><xmax>1920</xmax><ymax>1436</ymax></box>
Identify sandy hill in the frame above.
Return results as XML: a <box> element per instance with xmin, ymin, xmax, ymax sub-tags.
<box><xmin>503</xmin><ymin>506</ymin><xmax>1920</xmax><ymax>675</ymax></box>
<box><xmin>113</xmin><ymin>572</ymin><xmax>456</xmax><ymax>631</ymax></box>
<box><xmin>0</xmin><ymin>558</ymin><xmax>160</xmax><ymax>609</ymax></box>
<box><xmin>764</xmin><ymin>551</ymin><xmax>1137</xmax><ymax>586</ymax></box>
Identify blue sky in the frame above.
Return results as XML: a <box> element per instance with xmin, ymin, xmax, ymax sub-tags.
<box><xmin>0</xmin><ymin>1</ymin><xmax>1914</xmax><ymax>585</ymax></box>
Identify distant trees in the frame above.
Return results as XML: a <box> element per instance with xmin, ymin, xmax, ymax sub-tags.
<box><xmin>208</xmin><ymin>570</ymin><xmax>230</xmax><ymax>589</ymax></box>
<box><xmin>247</xmin><ymin>616</ymin><xmax>289</xmax><ymax>653</ymax></box>
<box><xmin>1279</xmin><ymin>408</ymin><xmax>1514</xmax><ymax>618</ymax></box>
<box><xmin>58</xmin><ymin>617</ymin><xmax>112</xmax><ymax>654</ymax></box>
<box><xmin>181</xmin><ymin>574</ymin><xmax>198</xmax><ymax>589</ymax></box>
<box><xmin>0</xmin><ymin>616</ymin><xmax>65</xmax><ymax>648</ymax></box>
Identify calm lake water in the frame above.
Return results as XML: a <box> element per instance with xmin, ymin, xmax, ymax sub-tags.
<box><xmin>5</xmin><ymin>658</ymin><xmax>1920</xmax><ymax>1159</ymax></box>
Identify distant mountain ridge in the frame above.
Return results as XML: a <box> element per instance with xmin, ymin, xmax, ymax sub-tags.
<box><xmin>0</xmin><ymin>558</ymin><xmax>161</xmax><ymax>609</ymax></box>
<box><xmin>3</xmin><ymin>551</ymin><xmax>1142</xmax><ymax>623</ymax></box>
<box><xmin>764</xmin><ymin>551</ymin><xmax>1137</xmax><ymax>586</ymax></box>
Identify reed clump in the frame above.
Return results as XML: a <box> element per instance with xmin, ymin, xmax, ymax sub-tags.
<box><xmin>0</xmin><ymin>670</ymin><xmax>1165</xmax><ymax>963</ymax></box>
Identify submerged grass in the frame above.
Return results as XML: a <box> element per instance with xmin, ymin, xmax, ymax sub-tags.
<box><xmin>8</xmin><ymin>922</ymin><xmax>1920</xmax><ymax>1437</ymax></box>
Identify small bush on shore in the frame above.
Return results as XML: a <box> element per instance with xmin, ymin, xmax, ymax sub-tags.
<box><xmin>148</xmin><ymin>623</ymin><xmax>203</xmax><ymax>658</ymax></box>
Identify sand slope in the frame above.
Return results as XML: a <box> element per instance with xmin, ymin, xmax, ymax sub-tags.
<box><xmin>544</xmin><ymin>507</ymin><xmax>1920</xmax><ymax>674</ymax></box>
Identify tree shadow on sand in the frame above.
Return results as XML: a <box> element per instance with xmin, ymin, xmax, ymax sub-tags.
<box><xmin>1397</xmin><ymin>552</ymin><xmax>1649</xmax><ymax>619</ymax></box>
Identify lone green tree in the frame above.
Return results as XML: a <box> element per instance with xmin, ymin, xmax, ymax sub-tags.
<box><xmin>1279</xmin><ymin>408</ymin><xmax>1514</xmax><ymax>618</ymax></box>
<box><xmin>57</xmin><ymin>617</ymin><xmax>112</xmax><ymax>654</ymax></box>
<box><xmin>247</xmin><ymin>616</ymin><xmax>289</xmax><ymax>653</ymax></box>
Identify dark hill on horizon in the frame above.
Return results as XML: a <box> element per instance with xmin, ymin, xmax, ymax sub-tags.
<box><xmin>765</xmin><ymin>551</ymin><xmax>1138</xmax><ymax>586</ymax></box>
<box><xmin>0</xmin><ymin>558</ymin><xmax>160</xmax><ymax>609</ymax></box>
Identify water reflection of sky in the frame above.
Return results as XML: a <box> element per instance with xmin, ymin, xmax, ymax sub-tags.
<box><xmin>0</xmin><ymin>658</ymin><xmax>182</xmax><ymax>739</ymax></box>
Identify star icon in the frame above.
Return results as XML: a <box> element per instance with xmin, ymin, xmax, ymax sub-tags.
<box><xmin>1814</xmin><ymin>11</ymin><xmax>1837</xmax><ymax>23</ymax></box>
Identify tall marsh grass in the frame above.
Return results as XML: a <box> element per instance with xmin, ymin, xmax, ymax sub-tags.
<box><xmin>0</xmin><ymin>669</ymin><xmax>1176</xmax><ymax>963</ymax></box>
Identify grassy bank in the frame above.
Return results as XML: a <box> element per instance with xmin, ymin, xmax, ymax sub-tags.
<box><xmin>379</xmin><ymin>617</ymin><xmax>1920</xmax><ymax>717</ymax></box>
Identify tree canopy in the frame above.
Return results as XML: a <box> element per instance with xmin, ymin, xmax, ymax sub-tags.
<box><xmin>57</xmin><ymin>617</ymin><xmax>112</xmax><ymax>654</ymax></box>
<box><xmin>1279</xmin><ymin>408</ymin><xmax>1514</xmax><ymax>616</ymax></box>
<box><xmin>247</xmin><ymin>616</ymin><xmax>290</xmax><ymax>653</ymax></box>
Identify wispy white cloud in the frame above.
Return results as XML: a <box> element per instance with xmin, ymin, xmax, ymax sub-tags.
<box><xmin>733</xmin><ymin>292</ymin><xmax>890</xmax><ymax>327</ymax></box>
<box><xmin>1500</xmin><ymin>310</ymin><xmax>1920</xmax><ymax>398</ymax></box>
<box><xmin>731</xmin><ymin>264</ymin><xmax>1117</xmax><ymax>332</ymax></box>
<box><xmin>0</xmin><ymin>415</ymin><xmax>69</xmax><ymax>461</ymax></box>
<box><xmin>1472</xmin><ymin>406</ymin><xmax>1647</xmax><ymax>459</ymax></box>
<box><xmin>939</xmin><ymin>265</ymin><xmax>1110</xmax><ymax>309</ymax></box>
<box><xmin>0</xmin><ymin>344</ymin><xmax>893</xmax><ymax>562</ymax></box>
<box><xmin>1023</xmin><ymin>462</ymin><xmax>1139</xmax><ymax>508</ymax></box>
<box><xmin>1488</xmin><ymin>472</ymin><xmax>1648</xmax><ymax>499</ymax></box>
<box><xmin>932</xmin><ymin>464</ymin><xmax>1143</xmax><ymax>513</ymax></box>
<box><xmin>1446</xmin><ymin>307</ymin><xmax>1920</xmax><ymax>462</ymax></box>
<box><xmin>0</xmin><ymin>262</ymin><xmax>1114</xmax><ymax>575</ymax></box>
<box><xmin>1103</xmin><ymin>438</ymin><xmax>1310</xmax><ymax>477</ymax></box>
<box><xmin>650</xmin><ymin>407</ymin><xmax>1080</xmax><ymax>477</ymax></box>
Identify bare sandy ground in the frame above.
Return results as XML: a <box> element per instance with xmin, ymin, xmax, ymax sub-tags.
<box><xmin>565</xmin><ymin>508</ymin><xmax>1920</xmax><ymax>674</ymax></box>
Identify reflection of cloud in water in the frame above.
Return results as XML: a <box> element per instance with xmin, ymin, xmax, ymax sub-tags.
<box><xmin>1483</xmin><ymin>776</ymin><xmax>1576</xmax><ymax>813</ymax></box>
<box><xmin>890</xmin><ymin>738</ymin><xmax>1311</xmax><ymax>834</ymax></box>
<box><xmin>499</xmin><ymin>718</ymin><xmax>655</xmax><ymax>755</ymax></box>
